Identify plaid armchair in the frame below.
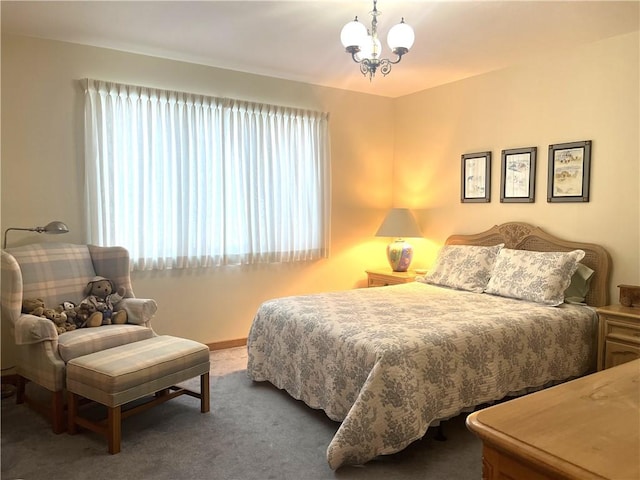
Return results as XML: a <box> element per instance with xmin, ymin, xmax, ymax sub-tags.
<box><xmin>1</xmin><ymin>243</ymin><xmax>157</xmax><ymax>433</ymax></box>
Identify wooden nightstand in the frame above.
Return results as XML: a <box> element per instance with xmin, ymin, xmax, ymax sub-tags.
<box><xmin>596</xmin><ymin>304</ymin><xmax>640</xmax><ymax>371</ymax></box>
<box><xmin>365</xmin><ymin>269</ymin><xmax>416</xmax><ymax>287</ymax></box>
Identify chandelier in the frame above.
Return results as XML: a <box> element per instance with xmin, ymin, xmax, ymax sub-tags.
<box><xmin>340</xmin><ymin>0</ymin><xmax>415</xmax><ymax>80</ymax></box>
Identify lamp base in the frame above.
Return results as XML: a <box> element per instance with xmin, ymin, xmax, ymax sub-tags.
<box><xmin>386</xmin><ymin>239</ymin><xmax>413</xmax><ymax>272</ymax></box>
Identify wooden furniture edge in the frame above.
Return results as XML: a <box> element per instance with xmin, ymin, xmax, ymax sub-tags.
<box><xmin>466</xmin><ymin>411</ymin><xmax>604</xmax><ymax>480</ymax></box>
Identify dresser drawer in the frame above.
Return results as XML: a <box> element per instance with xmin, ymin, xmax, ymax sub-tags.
<box><xmin>603</xmin><ymin>318</ymin><xmax>640</xmax><ymax>345</ymax></box>
<box><xmin>605</xmin><ymin>339</ymin><xmax>640</xmax><ymax>369</ymax></box>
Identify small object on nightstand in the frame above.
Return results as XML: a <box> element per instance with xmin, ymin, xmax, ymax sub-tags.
<box><xmin>366</xmin><ymin>269</ymin><xmax>416</xmax><ymax>287</ymax></box>
<box><xmin>618</xmin><ymin>284</ymin><xmax>640</xmax><ymax>307</ymax></box>
<box><xmin>596</xmin><ymin>304</ymin><xmax>640</xmax><ymax>370</ymax></box>
<box><xmin>415</xmin><ymin>268</ymin><xmax>427</xmax><ymax>275</ymax></box>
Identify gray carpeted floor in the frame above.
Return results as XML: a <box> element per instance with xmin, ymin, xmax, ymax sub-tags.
<box><xmin>1</xmin><ymin>347</ymin><xmax>481</xmax><ymax>479</ymax></box>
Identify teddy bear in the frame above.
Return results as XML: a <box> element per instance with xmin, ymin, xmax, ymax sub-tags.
<box><xmin>42</xmin><ymin>307</ymin><xmax>76</xmax><ymax>335</ymax></box>
<box><xmin>21</xmin><ymin>299</ymin><xmax>76</xmax><ymax>334</ymax></box>
<box><xmin>57</xmin><ymin>301</ymin><xmax>79</xmax><ymax>327</ymax></box>
<box><xmin>74</xmin><ymin>301</ymin><xmax>102</xmax><ymax>328</ymax></box>
<box><xmin>22</xmin><ymin>298</ymin><xmax>45</xmax><ymax>317</ymax></box>
<box><xmin>78</xmin><ymin>276</ymin><xmax>127</xmax><ymax>327</ymax></box>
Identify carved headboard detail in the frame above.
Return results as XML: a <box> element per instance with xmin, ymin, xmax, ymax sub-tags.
<box><xmin>445</xmin><ymin>222</ymin><xmax>612</xmax><ymax>307</ymax></box>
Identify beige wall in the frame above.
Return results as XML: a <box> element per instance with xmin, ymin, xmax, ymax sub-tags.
<box><xmin>2</xmin><ymin>30</ymin><xmax>638</xmax><ymax>369</ymax></box>
<box><xmin>394</xmin><ymin>31</ymin><xmax>640</xmax><ymax>301</ymax></box>
<box><xmin>1</xmin><ymin>35</ymin><xmax>395</xmax><ymax>368</ymax></box>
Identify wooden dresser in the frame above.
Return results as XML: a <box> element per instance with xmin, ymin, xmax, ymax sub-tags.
<box><xmin>466</xmin><ymin>360</ymin><xmax>640</xmax><ymax>480</ymax></box>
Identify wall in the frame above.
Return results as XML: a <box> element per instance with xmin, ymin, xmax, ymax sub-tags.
<box><xmin>394</xmin><ymin>31</ymin><xmax>640</xmax><ymax>301</ymax></box>
<box><xmin>1</xmin><ymin>35</ymin><xmax>396</xmax><ymax>369</ymax></box>
<box><xmin>2</xmin><ymin>31</ymin><xmax>638</xmax><ymax>369</ymax></box>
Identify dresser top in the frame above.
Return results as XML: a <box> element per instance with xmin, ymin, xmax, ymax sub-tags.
<box><xmin>467</xmin><ymin>360</ymin><xmax>640</xmax><ymax>480</ymax></box>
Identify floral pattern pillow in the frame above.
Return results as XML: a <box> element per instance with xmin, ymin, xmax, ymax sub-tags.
<box><xmin>485</xmin><ymin>248</ymin><xmax>585</xmax><ymax>306</ymax></box>
<box><xmin>423</xmin><ymin>244</ymin><xmax>504</xmax><ymax>293</ymax></box>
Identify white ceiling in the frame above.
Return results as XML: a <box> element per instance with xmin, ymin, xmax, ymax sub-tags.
<box><xmin>2</xmin><ymin>1</ymin><xmax>639</xmax><ymax>98</ymax></box>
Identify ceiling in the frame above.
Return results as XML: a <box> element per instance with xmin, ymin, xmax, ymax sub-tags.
<box><xmin>2</xmin><ymin>1</ymin><xmax>639</xmax><ymax>98</ymax></box>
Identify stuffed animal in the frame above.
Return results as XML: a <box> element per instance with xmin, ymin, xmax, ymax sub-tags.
<box><xmin>22</xmin><ymin>298</ymin><xmax>45</xmax><ymax>317</ymax></box>
<box><xmin>21</xmin><ymin>299</ymin><xmax>76</xmax><ymax>334</ymax></box>
<box><xmin>75</xmin><ymin>301</ymin><xmax>102</xmax><ymax>328</ymax></box>
<box><xmin>57</xmin><ymin>301</ymin><xmax>78</xmax><ymax>326</ymax></box>
<box><xmin>79</xmin><ymin>276</ymin><xmax>127</xmax><ymax>326</ymax></box>
<box><xmin>42</xmin><ymin>308</ymin><xmax>76</xmax><ymax>334</ymax></box>
<box><xmin>56</xmin><ymin>301</ymin><xmax>80</xmax><ymax>331</ymax></box>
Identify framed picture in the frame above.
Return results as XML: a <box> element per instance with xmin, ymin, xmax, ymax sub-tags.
<box><xmin>461</xmin><ymin>151</ymin><xmax>491</xmax><ymax>203</ymax></box>
<box><xmin>500</xmin><ymin>147</ymin><xmax>536</xmax><ymax>203</ymax></box>
<box><xmin>547</xmin><ymin>140</ymin><xmax>591</xmax><ymax>202</ymax></box>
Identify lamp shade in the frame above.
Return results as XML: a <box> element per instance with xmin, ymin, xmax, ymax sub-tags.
<box><xmin>375</xmin><ymin>208</ymin><xmax>422</xmax><ymax>272</ymax></box>
<box><xmin>340</xmin><ymin>18</ymin><xmax>367</xmax><ymax>48</ymax></box>
<box><xmin>42</xmin><ymin>221</ymin><xmax>69</xmax><ymax>234</ymax></box>
<box><xmin>375</xmin><ymin>208</ymin><xmax>422</xmax><ymax>239</ymax></box>
<box><xmin>387</xmin><ymin>20</ymin><xmax>415</xmax><ymax>51</ymax></box>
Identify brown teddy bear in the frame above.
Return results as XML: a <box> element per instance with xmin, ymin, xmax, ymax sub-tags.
<box><xmin>22</xmin><ymin>298</ymin><xmax>46</xmax><ymax>317</ymax></box>
<box><xmin>42</xmin><ymin>308</ymin><xmax>76</xmax><ymax>334</ymax></box>
<box><xmin>22</xmin><ymin>299</ymin><xmax>76</xmax><ymax>334</ymax></box>
<box><xmin>78</xmin><ymin>276</ymin><xmax>127</xmax><ymax>326</ymax></box>
<box><xmin>74</xmin><ymin>302</ymin><xmax>102</xmax><ymax>328</ymax></box>
<box><xmin>56</xmin><ymin>301</ymin><xmax>79</xmax><ymax>328</ymax></box>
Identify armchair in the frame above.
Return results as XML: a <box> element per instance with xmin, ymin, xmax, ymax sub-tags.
<box><xmin>1</xmin><ymin>243</ymin><xmax>157</xmax><ymax>433</ymax></box>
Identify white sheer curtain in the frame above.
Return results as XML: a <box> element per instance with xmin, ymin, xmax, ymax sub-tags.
<box><xmin>84</xmin><ymin>79</ymin><xmax>330</xmax><ymax>270</ymax></box>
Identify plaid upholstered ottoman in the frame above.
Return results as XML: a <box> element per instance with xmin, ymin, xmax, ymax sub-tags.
<box><xmin>66</xmin><ymin>335</ymin><xmax>210</xmax><ymax>453</ymax></box>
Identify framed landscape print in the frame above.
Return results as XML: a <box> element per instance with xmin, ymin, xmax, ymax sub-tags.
<box><xmin>500</xmin><ymin>147</ymin><xmax>536</xmax><ymax>203</ymax></box>
<box><xmin>547</xmin><ymin>140</ymin><xmax>591</xmax><ymax>203</ymax></box>
<box><xmin>461</xmin><ymin>151</ymin><xmax>491</xmax><ymax>203</ymax></box>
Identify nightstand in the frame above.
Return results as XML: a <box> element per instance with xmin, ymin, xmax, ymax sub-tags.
<box><xmin>596</xmin><ymin>304</ymin><xmax>640</xmax><ymax>371</ymax></box>
<box><xmin>365</xmin><ymin>269</ymin><xmax>416</xmax><ymax>287</ymax></box>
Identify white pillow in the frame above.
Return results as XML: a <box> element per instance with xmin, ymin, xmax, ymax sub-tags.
<box><xmin>424</xmin><ymin>244</ymin><xmax>504</xmax><ymax>293</ymax></box>
<box><xmin>485</xmin><ymin>248</ymin><xmax>585</xmax><ymax>306</ymax></box>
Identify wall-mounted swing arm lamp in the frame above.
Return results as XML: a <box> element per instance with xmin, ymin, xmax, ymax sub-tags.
<box><xmin>3</xmin><ymin>221</ymin><xmax>70</xmax><ymax>249</ymax></box>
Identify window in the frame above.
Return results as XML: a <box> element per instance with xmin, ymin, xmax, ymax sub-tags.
<box><xmin>84</xmin><ymin>79</ymin><xmax>330</xmax><ymax>270</ymax></box>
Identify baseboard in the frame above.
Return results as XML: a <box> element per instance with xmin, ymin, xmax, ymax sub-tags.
<box><xmin>206</xmin><ymin>338</ymin><xmax>247</xmax><ymax>351</ymax></box>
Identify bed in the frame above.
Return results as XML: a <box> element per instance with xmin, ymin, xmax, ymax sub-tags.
<box><xmin>246</xmin><ymin>222</ymin><xmax>611</xmax><ymax>469</ymax></box>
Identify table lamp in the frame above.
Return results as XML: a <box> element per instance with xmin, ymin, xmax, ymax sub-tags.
<box><xmin>375</xmin><ymin>208</ymin><xmax>422</xmax><ymax>272</ymax></box>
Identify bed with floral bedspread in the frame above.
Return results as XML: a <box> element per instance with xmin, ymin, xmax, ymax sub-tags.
<box><xmin>246</xmin><ymin>222</ymin><xmax>611</xmax><ymax>469</ymax></box>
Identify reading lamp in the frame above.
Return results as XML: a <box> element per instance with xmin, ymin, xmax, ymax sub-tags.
<box><xmin>375</xmin><ymin>208</ymin><xmax>422</xmax><ymax>272</ymax></box>
<box><xmin>3</xmin><ymin>221</ymin><xmax>70</xmax><ymax>249</ymax></box>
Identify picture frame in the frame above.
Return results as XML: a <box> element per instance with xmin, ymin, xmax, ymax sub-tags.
<box><xmin>461</xmin><ymin>151</ymin><xmax>491</xmax><ymax>203</ymax></box>
<box><xmin>500</xmin><ymin>147</ymin><xmax>536</xmax><ymax>203</ymax></box>
<box><xmin>547</xmin><ymin>140</ymin><xmax>591</xmax><ymax>203</ymax></box>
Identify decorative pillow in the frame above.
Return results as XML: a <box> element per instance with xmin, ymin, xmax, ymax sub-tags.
<box><xmin>564</xmin><ymin>263</ymin><xmax>595</xmax><ymax>304</ymax></box>
<box><xmin>424</xmin><ymin>244</ymin><xmax>504</xmax><ymax>293</ymax></box>
<box><xmin>485</xmin><ymin>248</ymin><xmax>585</xmax><ymax>306</ymax></box>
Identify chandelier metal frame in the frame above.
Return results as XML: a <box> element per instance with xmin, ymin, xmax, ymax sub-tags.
<box><xmin>342</xmin><ymin>0</ymin><xmax>413</xmax><ymax>81</ymax></box>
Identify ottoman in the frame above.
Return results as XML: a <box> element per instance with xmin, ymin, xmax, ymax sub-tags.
<box><xmin>66</xmin><ymin>335</ymin><xmax>210</xmax><ymax>453</ymax></box>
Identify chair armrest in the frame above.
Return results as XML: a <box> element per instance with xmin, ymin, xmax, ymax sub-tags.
<box><xmin>116</xmin><ymin>298</ymin><xmax>158</xmax><ymax>326</ymax></box>
<box><xmin>14</xmin><ymin>314</ymin><xmax>58</xmax><ymax>345</ymax></box>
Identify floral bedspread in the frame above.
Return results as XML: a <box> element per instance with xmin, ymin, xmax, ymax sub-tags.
<box><xmin>246</xmin><ymin>282</ymin><xmax>597</xmax><ymax>470</ymax></box>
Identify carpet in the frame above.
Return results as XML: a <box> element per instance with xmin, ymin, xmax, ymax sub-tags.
<box><xmin>1</xmin><ymin>349</ymin><xmax>481</xmax><ymax>480</ymax></box>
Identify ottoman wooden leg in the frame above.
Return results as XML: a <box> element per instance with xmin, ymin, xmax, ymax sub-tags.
<box><xmin>201</xmin><ymin>372</ymin><xmax>210</xmax><ymax>413</ymax></box>
<box><xmin>107</xmin><ymin>406</ymin><xmax>122</xmax><ymax>454</ymax></box>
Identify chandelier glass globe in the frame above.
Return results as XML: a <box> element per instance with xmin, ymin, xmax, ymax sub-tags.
<box><xmin>340</xmin><ymin>18</ymin><xmax>367</xmax><ymax>49</ymax></box>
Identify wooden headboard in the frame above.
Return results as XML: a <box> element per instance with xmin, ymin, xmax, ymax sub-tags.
<box><xmin>445</xmin><ymin>222</ymin><xmax>612</xmax><ymax>307</ymax></box>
